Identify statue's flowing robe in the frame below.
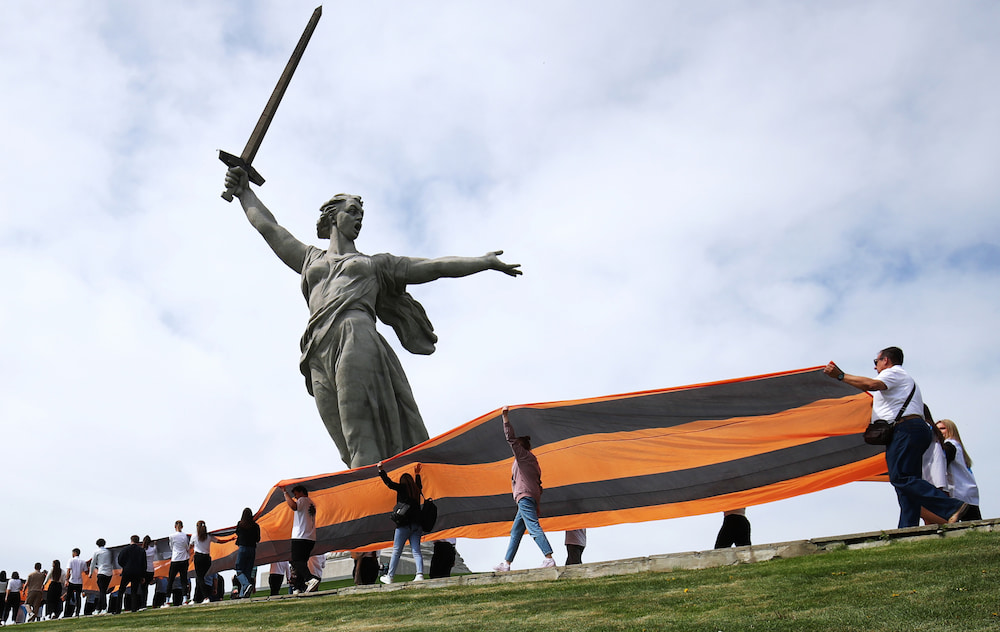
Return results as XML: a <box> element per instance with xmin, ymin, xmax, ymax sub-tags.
<box><xmin>298</xmin><ymin>247</ymin><xmax>435</xmax><ymax>467</ymax></box>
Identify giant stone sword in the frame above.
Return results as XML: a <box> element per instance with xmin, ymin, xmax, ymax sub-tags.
<box><xmin>219</xmin><ymin>6</ymin><xmax>323</xmax><ymax>201</ymax></box>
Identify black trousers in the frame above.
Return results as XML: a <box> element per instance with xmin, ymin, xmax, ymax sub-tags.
<box><xmin>119</xmin><ymin>573</ymin><xmax>144</xmax><ymax>611</ymax></box>
<box><xmin>290</xmin><ymin>539</ymin><xmax>315</xmax><ymax>591</ymax></box>
<box><xmin>66</xmin><ymin>582</ymin><xmax>83</xmax><ymax>617</ymax></box>
<box><xmin>193</xmin><ymin>553</ymin><xmax>212</xmax><ymax>602</ymax></box>
<box><xmin>46</xmin><ymin>581</ymin><xmax>64</xmax><ymax>619</ymax></box>
<box><xmin>714</xmin><ymin>514</ymin><xmax>751</xmax><ymax>548</ymax></box>
<box><xmin>96</xmin><ymin>574</ymin><xmax>112</xmax><ymax>611</ymax></box>
<box><xmin>167</xmin><ymin>560</ymin><xmax>189</xmax><ymax>601</ymax></box>
<box><xmin>565</xmin><ymin>544</ymin><xmax>585</xmax><ymax>565</ymax></box>
<box><xmin>429</xmin><ymin>541</ymin><xmax>457</xmax><ymax>578</ymax></box>
<box><xmin>268</xmin><ymin>573</ymin><xmax>285</xmax><ymax>596</ymax></box>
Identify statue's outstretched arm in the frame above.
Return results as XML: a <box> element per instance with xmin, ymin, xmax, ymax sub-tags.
<box><xmin>405</xmin><ymin>250</ymin><xmax>522</xmax><ymax>284</ymax></box>
<box><xmin>225</xmin><ymin>167</ymin><xmax>308</xmax><ymax>273</ymax></box>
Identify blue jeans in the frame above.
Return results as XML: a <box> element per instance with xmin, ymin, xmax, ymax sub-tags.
<box><xmin>387</xmin><ymin>524</ymin><xmax>423</xmax><ymax>577</ymax></box>
<box><xmin>234</xmin><ymin>546</ymin><xmax>256</xmax><ymax>592</ymax></box>
<box><xmin>886</xmin><ymin>418</ymin><xmax>964</xmax><ymax>527</ymax></box>
<box><xmin>504</xmin><ymin>497</ymin><xmax>553</xmax><ymax>562</ymax></box>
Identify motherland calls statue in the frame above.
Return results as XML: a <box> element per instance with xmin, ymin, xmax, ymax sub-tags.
<box><xmin>224</xmin><ymin>167</ymin><xmax>521</xmax><ymax>469</ymax></box>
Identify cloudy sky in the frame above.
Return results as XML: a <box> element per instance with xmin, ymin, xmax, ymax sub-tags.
<box><xmin>1</xmin><ymin>1</ymin><xmax>998</xmax><ymax>577</ymax></box>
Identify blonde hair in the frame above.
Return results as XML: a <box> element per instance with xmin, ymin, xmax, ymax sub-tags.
<box><xmin>938</xmin><ymin>419</ymin><xmax>973</xmax><ymax>469</ymax></box>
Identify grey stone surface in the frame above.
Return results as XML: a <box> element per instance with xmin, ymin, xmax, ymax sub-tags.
<box><xmin>224</xmin><ymin>167</ymin><xmax>521</xmax><ymax>468</ymax></box>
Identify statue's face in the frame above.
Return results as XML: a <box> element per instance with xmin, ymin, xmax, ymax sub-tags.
<box><xmin>335</xmin><ymin>199</ymin><xmax>364</xmax><ymax>240</ymax></box>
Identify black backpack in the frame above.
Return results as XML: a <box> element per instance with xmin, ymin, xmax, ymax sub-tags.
<box><xmin>421</xmin><ymin>498</ymin><xmax>438</xmax><ymax>532</ymax></box>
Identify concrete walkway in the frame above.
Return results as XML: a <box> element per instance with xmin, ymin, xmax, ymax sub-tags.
<box><xmin>235</xmin><ymin>517</ymin><xmax>998</xmax><ymax>602</ymax></box>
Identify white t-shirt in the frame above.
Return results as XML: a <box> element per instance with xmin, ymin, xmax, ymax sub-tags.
<box><xmin>292</xmin><ymin>496</ymin><xmax>317</xmax><ymax>541</ymax></box>
<box><xmin>872</xmin><ymin>365</ymin><xmax>923</xmax><ymax>421</ymax></box>
<box><xmin>169</xmin><ymin>532</ymin><xmax>191</xmax><ymax>562</ymax></box>
<box><xmin>67</xmin><ymin>557</ymin><xmax>87</xmax><ymax>584</ymax></box>
<box><xmin>192</xmin><ymin>535</ymin><xmax>212</xmax><ymax>555</ymax></box>
<box><xmin>91</xmin><ymin>547</ymin><xmax>113</xmax><ymax>576</ymax></box>
<box><xmin>922</xmin><ymin>440</ymin><xmax>948</xmax><ymax>489</ymax></box>
<box><xmin>145</xmin><ymin>546</ymin><xmax>156</xmax><ymax>572</ymax></box>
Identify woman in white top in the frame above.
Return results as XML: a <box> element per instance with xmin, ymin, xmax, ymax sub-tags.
<box><xmin>936</xmin><ymin>419</ymin><xmax>981</xmax><ymax>521</ymax></box>
<box><xmin>191</xmin><ymin>521</ymin><xmax>227</xmax><ymax>604</ymax></box>
<box><xmin>141</xmin><ymin>535</ymin><xmax>156</xmax><ymax>609</ymax></box>
<box><xmin>3</xmin><ymin>571</ymin><xmax>23</xmax><ymax>625</ymax></box>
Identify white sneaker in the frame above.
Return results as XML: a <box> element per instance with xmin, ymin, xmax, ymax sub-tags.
<box><xmin>413</xmin><ymin>573</ymin><xmax>424</xmax><ymax>581</ymax></box>
<box><xmin>305</xmin><ymin>578</ymin><xmax>320</xmax><ymax>592</ymax></box>
<box><xmin>492</xmin><ymin>560</ymin><xmax>510</xmax><ymax>572</ymax></box>
<box><xmin>379</xmin><ymin>575</ymin><xmax>393</xmax><ymax>585</ymax></box>
<box><xmin>540</xmin><ymin>557</ymin><xmax>556</xmax><ymax>568</ymax></box>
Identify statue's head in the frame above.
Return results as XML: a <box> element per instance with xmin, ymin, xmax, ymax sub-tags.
<box><xmin>317</xmin><ymin>194</ymin><xmax>364</xmax><ymax>239</ymax></box>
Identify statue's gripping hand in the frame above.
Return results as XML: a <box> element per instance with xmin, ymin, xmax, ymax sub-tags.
<box><xmin>224</xmin><ymin>166</ymin><xmax>251</xmax><ymax>199</ymax></box>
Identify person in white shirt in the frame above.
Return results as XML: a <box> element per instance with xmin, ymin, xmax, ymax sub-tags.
<box><xmin>564</xmin><ymin>529</ymin><xmax>588</xmax><ymax>564</ymax></box>
<box><xmin>825</xmin><ymin>346</ymin><xmax>967</xmax><ymax>527</ymax></box>
<box><xmin>166</xmin><ymin>521</ymin><xmax>191</xmax><ymax>606</ymax></box>
<box><xmin>65</xmin><ymin>548</ymin><xmax>86</xmax><ymax>617</ymax></box>
<box><xmin>88</xmin><ymin>538</ymin><xmax>114</xmax><ymax>613</ymax></box>
<box><xmin>937</xmin><ymin>418</ymin><xmax>982</xmax><ymax>520</ymax></box>
<box><xmin>3</xmin><ymin>571</ymin><xmax>23</xmax><ymax>625</ymax></box>
<box><xmin>142</xmin><ymin>535</ymin><xmax>156</xmax><ymax>609</ymax></box>
<box><xmin>191</xmin><ymin>521</ymin><xmax>227</xmax><ymax>604</ymax></box>
<box><xmin>268</xmin><ymin>561</ymin><xmax>287</xmax><ymax>596</ymax></box>
<box><xmin>307</xmin><ymin>554</ymin><xmax>326</xmax><ymax>589</ymax></box>
<box><xmin>282</xmin><ymin>485</ymin><xmax>318</xmax><ymax>593</ymax></box>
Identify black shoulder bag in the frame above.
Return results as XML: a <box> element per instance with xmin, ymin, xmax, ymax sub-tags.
<box><xmin>863</xmin><ymin>385</ymin><xmax>915</xmax><ymax>446</ymax></box>
<box><xmin>390</xmin><ymin>501</ymin><xmax>412</xmax><ymax>526</ymax></box>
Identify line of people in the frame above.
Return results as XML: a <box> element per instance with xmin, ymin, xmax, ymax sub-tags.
<box><xmin>0</xmin><ymin>513</ymin><xmax>258</xmax><ymax>622</ymax></box>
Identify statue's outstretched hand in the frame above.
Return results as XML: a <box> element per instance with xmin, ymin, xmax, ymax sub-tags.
<box><xmin>486</xmin><ymin>250</ymin><xmax>522</xmax><ymax>277</ymax></box>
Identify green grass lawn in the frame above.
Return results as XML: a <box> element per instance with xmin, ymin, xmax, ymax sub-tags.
<box><xmin>22</xmin><ymin>530</ymin><xmax>1000</xmax><ymax>631</ymax></box>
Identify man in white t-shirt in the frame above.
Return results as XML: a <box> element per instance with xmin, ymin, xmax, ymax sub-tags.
<box><xmin>166</xmin><ymin>520</ymin><xmax>191</xmax><ymax>606</ymax></box>
<box><xmin>66</xmin><ymin>548</ymin><xmax>86</xmax><ymax>617</ymax></box>
<box><xmin>88</xmin><ymin>538</ymin><xmax>114</xmax><ymax>613</ymax></box>
<box><xmin>825</xmin><ymin>346</ymin><xmax>967</xmax><ymax>527</ymax></box>
<box><xmin>283</xmin><ymin>485</ymin><xmax>318</xmax><ymax>593</ymax></box>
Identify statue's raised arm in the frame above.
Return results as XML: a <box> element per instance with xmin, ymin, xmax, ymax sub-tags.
<box><xmin>225</xmin><ymin>166</ymin><xmax>308</xmax><ymax>273</ymax></box>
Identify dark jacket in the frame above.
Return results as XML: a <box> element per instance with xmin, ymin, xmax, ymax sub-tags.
<box><xmin>379</xmin><ymin>470</ymin><xmax>422</xmax><ymax>525</ymax></box>
<box><xmin>117</xmin><ymin>543</ymin><xmax>146</xmax><ymax>576</ymax></box>
<box><xmin>235</xmin><ymin>522</ymin><xmax>261</xmax><ymax>548</ymax></box>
